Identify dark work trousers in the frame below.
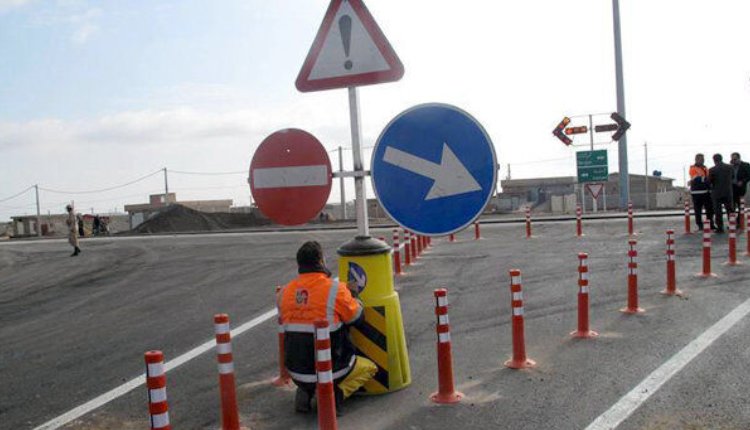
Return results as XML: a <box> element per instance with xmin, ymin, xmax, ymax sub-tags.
<box><xmin>691</xmin><ymin>193</ymin><xmax>714</xmax><ymax>230</ymax></box>
<box><xmin>713</xmin><ymin>195</ymin><xmax>734</xmax><ymax>231</ymax></box>
<box><xmin>732</xmin><ymin>185</ymin><xmax>747</xmax><ymax>212</ymax></box>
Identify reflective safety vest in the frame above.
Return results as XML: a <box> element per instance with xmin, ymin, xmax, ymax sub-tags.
<box><xmin>278</xmin><ymin>272</ymin><xmax>363</xmax><ymax>383</ymax></box>
<box><xmin>689</xmin><ymin>165</ymin><xmax>710</xmax><ymax>194</ymax></box>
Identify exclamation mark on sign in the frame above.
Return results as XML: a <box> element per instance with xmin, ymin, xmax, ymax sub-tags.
<box><xmin>339</xmin><ymin>15</ymin><xmax>353</xmax><ymax>70</ymax></box>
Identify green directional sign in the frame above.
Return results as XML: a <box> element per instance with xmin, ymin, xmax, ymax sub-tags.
<box><xmin>576</xmin><ymin>150</ymin><xmax>608</xmax><ymax>183</ymax></box>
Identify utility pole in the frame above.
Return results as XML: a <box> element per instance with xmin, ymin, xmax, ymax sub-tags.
<box><xmin>506</xmin><ymin>163</ymin><xmax>511</xmax><ymax>180</ymax></box>
<box><xmin>644</xmin><ymin>142</ymin><xmax>649</xmax><ymax>210</ymax></box>
<box><xmin>34</xmin><ymin>184</ymin><xmax>41</xmax><ymax>237</ymax></box>
<box><xmin>612</xmin><ymin>0</ymin><xmax>630</xmax><ymax>209</ymax></box>
<box><xmin>339</xmin><ymin>146</ymin><xmax>346</xmax><ymax>221</ymax></box>
<box><xmin>163</xmin><ymin>167</ymin><xmax>169</xmax><ymax>205</ymax></box>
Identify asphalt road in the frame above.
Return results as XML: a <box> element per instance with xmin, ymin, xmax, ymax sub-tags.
<box><xmin>1</xmin><ymin>216</ymin><xmax>749</xmax><ymax>429</ymax></box>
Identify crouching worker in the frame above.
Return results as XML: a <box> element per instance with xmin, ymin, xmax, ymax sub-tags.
<box><xmin>278</xmin><ymin>241</ymin><xmax>377</xmax><ymax>414</ymax></box>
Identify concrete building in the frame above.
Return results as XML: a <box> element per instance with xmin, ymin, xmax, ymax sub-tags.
<box><xmin>10</xmin><ymin>213</ymin><xmax>129</xmax><ymax>238</ymax></box>
<box><xmin>498</xmin><ymin>173</ymin><xmax>684</xmax><ymax>213</ymax></box>
<box><xmin>124</xmin><ymin>193</ymin><xmax>233</xmax><ymax>229</ymax></box>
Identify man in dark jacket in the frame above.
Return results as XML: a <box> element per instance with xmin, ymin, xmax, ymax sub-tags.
<box><xmin>709</xmin><ymin>154</ymin><xmax>734</xmax><ymax>233</ymax></box>
<box><xmin>730</xmin><ymin>152</ymin><xmax>750</xmax><ymax>211</ymax></box>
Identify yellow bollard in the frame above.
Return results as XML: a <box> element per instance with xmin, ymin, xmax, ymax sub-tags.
<box><xmin>337</xmin><ymin>236</ymin><xmax>411</xmax><ymax>394</ymax></box>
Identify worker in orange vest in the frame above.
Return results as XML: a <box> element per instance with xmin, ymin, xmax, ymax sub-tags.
<box><xmin>278</xmin><ymin>241</ymin><xmax>377</xmax><ymax>414</ymax></box>
<box><xmin>688</xmin><ymin>153</ymin><xmax>716</xmax><ymax>231</ymax></box>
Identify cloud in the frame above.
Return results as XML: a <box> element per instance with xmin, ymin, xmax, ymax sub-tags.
<box><xmin>71</xmin><ymin>22</ymin><xmax>97</xmax><ymax>43</ymax></box>
<box><xmin>0</xmin><ymin>0</ymin><xmax>33</xmax><ymax>14</ymax></box>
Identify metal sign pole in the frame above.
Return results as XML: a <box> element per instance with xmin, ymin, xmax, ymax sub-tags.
<box><xmin>612</xmin><ymin>0</ymin><xmax>630</xmax><ymax>209</ymax></box>
<box><xmin>339</xmin><ymin>146</ymin><xmax>347</xmax><ymax>220</ymax></box>
<box><xmin>348</xmin><ymin>86</ymin><xmax>370</xmax><ymax>236</ymax></box>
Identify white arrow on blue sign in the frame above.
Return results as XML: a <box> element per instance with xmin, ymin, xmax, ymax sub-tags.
<box><xmin>371</xmin><ymin>103</ymin><xmax>497</xmax><ymax>236</ymax></box>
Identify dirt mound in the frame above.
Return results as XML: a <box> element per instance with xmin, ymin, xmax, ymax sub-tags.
<box><xmin>132</xmin><ymin>204</ymin><xmax>271</xmax><ymax>234</ymax></box>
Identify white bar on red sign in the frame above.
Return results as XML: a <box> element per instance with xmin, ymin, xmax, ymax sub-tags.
<box><xmin>253</xmin><ymin>165</ymin><xmax>328</xmax><ymax>189</ymax></box>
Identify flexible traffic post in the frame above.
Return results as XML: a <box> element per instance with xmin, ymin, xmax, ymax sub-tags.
<box><xmin>627</xmin><ymin>201</ymin><xmax>634</xmax><ymax>236</ymax></box>
<box><xmin>696</xmin><ymin>226</ymin><xmax>717</xmax><ymax>277</ymax></box>
<box><xmin>314</xmin><ymin>320</ymin><xmax>338</xmax><ymax>430</ymax></box>
<box><xmin>416</xmin><ymin>234</ymin><xmax>423</xmax><ymax>256</ymax></box>
<box><xmin>393</xmin><ymin>229</ymin><xmax>402</xmax><ymax>275</ymax></box>
<box><xmin>684</xmin><ymin>200</ymin><xmax>691</xmax><ymax>234</ymax></box>
<box><xmin>525</xmin><ymin>207</ymin><xmax>532</xmax><ymax>238</ymax></box>
<box><xmin>505</xmin><ymin>269</ymin><xmax>536</xmax><ymax>369</ymax></box>
<box><xmin>739</xmin><ymin>198</ymin><xmax>746</xmax><ymax>232</ymax></box>
<box><xmin>662</xmin><ymin>230</ymin><xmax>682</xmax><ymax>296</ymax></box>
<box><xmin>449</xmin><ymin>233</ymin><xmax>455</xmax><ymax>242</ymax></box>
<box><xmin>576</xmin><ymin>205</ymin><xmax>583</xmax><ymax>237</ymax></box>
<box><xmin>571</xmin><ymin>253</ymin><xmax>598</xmax><ymax>338</ymax></box>
<box><xmin>145</xmin><ymin>350</ymin><xmax>171</xmax><ymax>430</ymax></box>
<box><xmin>621</xmin><ymin>239</ymin><xmax>645</xmax><ymax>314</ymax></box>
<box><xmin>404</xmin><ymin>232</ymin><xmax>412</xmax><ymax>267</ymax></box>
<box><xmin>272</xmin><ymin>287</ymin><xmax>292</xmax><ymax>387</ymax></box>
<box><xmin>214</xmin><ymin>314</ymin><xmax>241</xmax><ymax>430</ymax></box>
<box><xmin>430</xmin><ymin>289</ymin><xmax>463</xmax><ymax>404</ymax></box>
<box><xmin>726</xmin><ymin>213</ymin><xmax>740</xmax><ymax>266</ymax></box>
<box><xmin>410</xmin><ymin>230</ymin><xmax>418</xmax><ymax>260</ymax></box>
<box><xmin>475</xmin><ymin>221</ymin><xmax>481</xmax><ymax>240</ymax></box>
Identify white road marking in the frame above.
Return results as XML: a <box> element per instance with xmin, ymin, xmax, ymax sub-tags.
<box><xmin>252</xmin><ymin>165</ymin><xmax>328</xmax><ymax>189</ymax></box>
<box><xmin>585</xmin><ymin>297</ymin><xmax>750</xmax><ymax>430</ymax></box>
<box><xmin>32</xmin><ymin>308</ymin><xmax>278</xmax><ymax>430</ymax></box>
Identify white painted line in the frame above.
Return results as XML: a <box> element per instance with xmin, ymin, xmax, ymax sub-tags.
<box><xmin>585</xmin><ymin>297</ymin><xmax>750</xmax><ymax>430</ymax></box>
<box><xmin>252</xmin><ymin>165</ymin><xmax>328</xmax><ymax>189</ymax></box>
<box><xmin>32</xmin><ymin>308</ymin><xmax>278</xmax><ymax>430</ymax></box>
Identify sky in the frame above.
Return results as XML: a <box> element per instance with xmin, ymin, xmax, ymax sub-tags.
<box><xmin>2</xmin><ymin>0</ymin><xmax>750</xmax><ymax>221</ymax></box>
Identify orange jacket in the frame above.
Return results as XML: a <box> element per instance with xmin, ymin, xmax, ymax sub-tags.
<box><xmin>689</xmin><ymin>165</ymin><xmax>710</xmax><ymax>194</ymax></box>
<box><xmin>278</xmin><ymin>272</ymin><xmax>362</xmax><ymax>382</ymax></box>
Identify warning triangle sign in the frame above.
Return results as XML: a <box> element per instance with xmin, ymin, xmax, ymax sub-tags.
<box><xmin>296</xmin><ymin>0</ymin><xmax>404</xmax><ymax>92</ymax></box>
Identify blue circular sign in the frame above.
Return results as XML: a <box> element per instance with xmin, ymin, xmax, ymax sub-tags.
<box><xmin>371</xmin><ymin>103</ymin><xmax>497</xmax><ymax>236</ymax></box>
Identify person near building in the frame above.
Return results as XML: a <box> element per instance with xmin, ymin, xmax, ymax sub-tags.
<box><xmin>65</xmin><ymin>205</ymin><xmax>81</xmax><ymax>256</ymax></box>
<box><xmin>277</xmin><ymin>241</ymin><xmax>377</xmax><ymax>414</ymax></box>
<box><xmin>730</xmin><ymin>152</ymin><xmax>750</xmax><ymax>211</ymax></box>
<box><xmin>708</xmin><ymin>153</ymin><xmax>734</xmax><ymax>233</ymax></box>
<box><xmin>93</xmin><ymin>215</ymin><xmax>101</xmax><ymax>236</ymax></box>
<box><xmin>688</xmin><ymin>153</ymin><xmax>715</xmax><ymax>231</ymax></box>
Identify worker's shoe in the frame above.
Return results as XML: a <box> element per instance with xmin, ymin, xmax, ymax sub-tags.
<box><xmin>294</xmin><ymin>387</ymin><xmax>312</xmax><ymax>413</ymax></box>
<box><xmin>334</xmin><ymin>386</ymin><xmax>345</xmax><ymax>417</ymax></box>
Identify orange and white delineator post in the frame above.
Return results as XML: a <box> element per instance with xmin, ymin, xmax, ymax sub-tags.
<box><xmin>627</xmin><ymin>201</ymin><xmax>635</xmax><ymax>236</ymax></box>
<box><xmin>621</xmin><ymin>239</ymin><xmax>645</xmax><ymax>314</ymax></box>
<box><xmin>449</xmin><ymin>233</ymin><xmax>455</xmax><ymax>242</ymax></box>
<box><xmin>505</xmin><ymin>269</ymin><xmax>536</xmax><ymax>369</ymax></box>
<box><xmin>475</xmin><ymin>221</ymin><xmax>481</xmax><ymax>240</ymax></box>
<box><xmin>696</xmin><ymin>226</ymin><xmax>717</xmax><ymax>277</ymax></box>
<box><xmin>314</xmin><ymin>320</ymin><xmax>338</xmax><ymax>430</ymax></box>
<box><xmin>739</xmin><ymin>198</ymin><xmax>746</xmax><ymax>232</ymax></box>
<box><xmin>576</xmin><ymin>205</ymin><xmax>583</xmax><ymax>237</ymax></box>
<box><xmin>684</xmin><ymin>200</ymin><xmax>692</xmax><ymax>235</ymax></box>
<box><xmin>404</xmin><ymin>232</ymin><xmax>412</xmax><ymax>267</ymax></box>
<box><xmin>725</xmin><ymin>213</ymin><xmax>741</xmax><ymax>266</ymax></box>
<box><xmin>430</xmin><ymin>289</ymin><xmax>463</xmax><ymax>404</ymax></box>
<box><xmin>662</xmin><ymin>230</ymin><xmax>682</xmax><ymax>296</ymax></box>
<box><xmin>525</xmin><ymin>207</ymin><xmax>532</xmax><ymax>238</ymax></box>
<box><xmin>145</xmin><ymin>350</ymin><xmax>171</xmax><ymax>430</ymax></box>
<box><xmin>214</xmin><ymin>314</ymin><xmax>241</xmax><ymax>430</ymax></box>
<box><xmin>571</xmin><ymin>253</ymin><xmax>598</xmax><ymax>338</ymax></box>
<box><xmin>393</xmin><ymin>229</ymin><xmax>402</xmax><ymax>275</ymax></box>
<box><xmin>416</xmin><ymin>234</ymin><xmax>423</xmax><ymax>255</ymax></box>
<box><xmin>272</xmin><ymin>287</ymin><xmax>293</xmax><ymax>388</ymax></box>
<box><xmin>409</xmin><ymin>230</ymin><xmax>418</xmax><ymax>261</ymax></box>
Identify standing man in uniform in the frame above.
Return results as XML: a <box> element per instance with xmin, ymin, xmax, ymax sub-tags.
<box><xmin>709</xmin><ymin>153</ymin><xmax>734</xmax><ymax>233</ymax></box>
<box><xmin>278</xmin><ymin>241</ymin><xmax>377</xmax><ymax>414</ymax></box>
<box><xmin>688</xmin><ymin>153</ymin><xmax>715</xmax><ymax>231</ymax></box>
<box><xmin>730</xmin><ymin>152</ymin><xmax>750</xmax><ymax>211</ymax></box>
<box><xmin>65</xmin><ymin>204</ymin><xmax>81</xmax><ymax>256</ymax></box>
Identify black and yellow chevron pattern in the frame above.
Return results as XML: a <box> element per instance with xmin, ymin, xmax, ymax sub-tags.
<box><xmin>351</xmin><ymin>306</ymin><xmax>389</xmax><ymax>392</ymax></box>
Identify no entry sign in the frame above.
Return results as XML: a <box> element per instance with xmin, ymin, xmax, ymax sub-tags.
<box><xmin>249</xmin><ymin>129</ymin><xmax>333</xmax><ymax>225</ymax></box>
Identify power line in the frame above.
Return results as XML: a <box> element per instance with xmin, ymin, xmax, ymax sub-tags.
<box><xmin>39</xmin><ymin>169</ymin><xmax>162</xmax><ymax>195</ymax></box>
<box><xmin>0</xmin><ymin>185</ymin><xmax>34</xmax><ymax>203</ymax></box>
<box><xmin>170</xmin><ymin>169</ymin><xmax>246</xmax><ymax>176</ymax></box>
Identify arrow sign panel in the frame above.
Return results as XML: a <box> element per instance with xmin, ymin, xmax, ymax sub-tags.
<box><xmin>371</xmin><ymin>104</ymin><xmax>497</xmax><ymax>236</ymax></box>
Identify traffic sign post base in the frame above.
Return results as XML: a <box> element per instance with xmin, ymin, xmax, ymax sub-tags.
<box><xmin>620</xmin><ymin>307</ymin><xmax>645</xmax><ymax>315</ymax></box>
<box><xmin>338</xmin><ymin>237</ymin><xmax>411</xmax><ymax>394</ymax></box>
<box><xmin>570</xmin><ymin>330</ymin><xmax>599</xmax><ymax>339</ymax></box>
